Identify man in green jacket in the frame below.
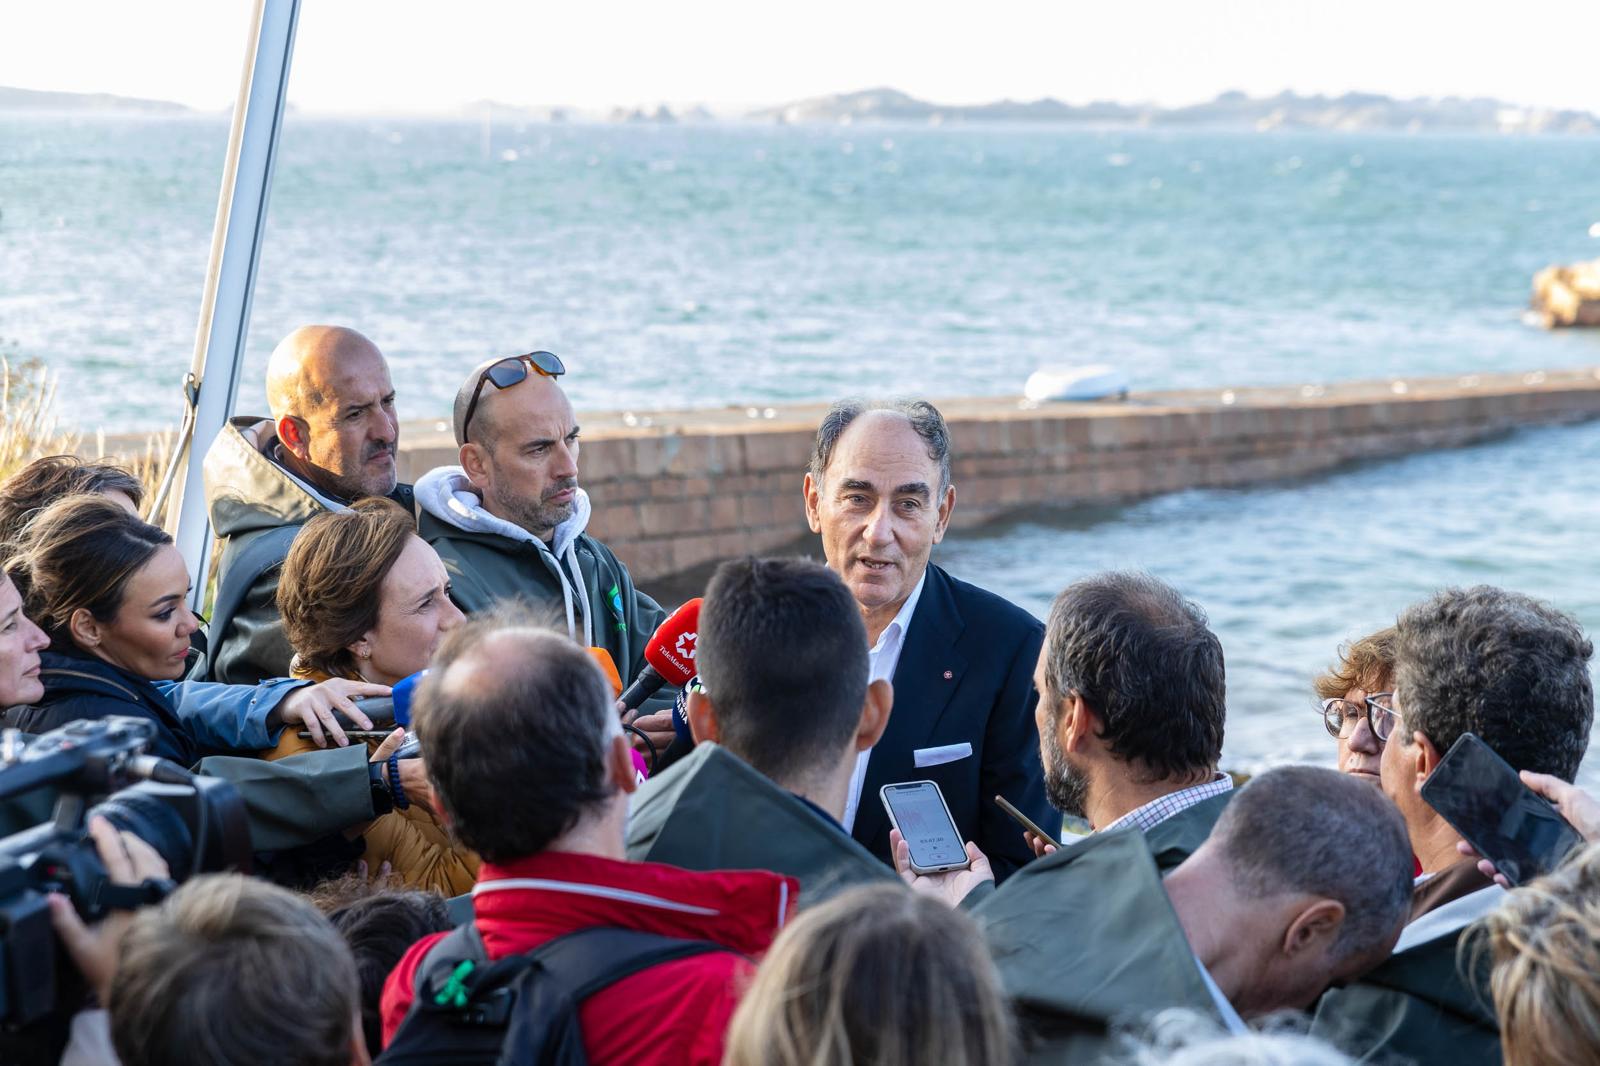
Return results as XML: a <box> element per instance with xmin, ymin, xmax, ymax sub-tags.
<box><xmin>415</xmin><ymin>353</ymin><xmax>671</xmax><ymax>727</ymax></box>
<box><xmin>203</xmin><ymin>325</ymin><xmax>414</xmax><ymax>685</ymax></box>
<box><xmin>626</xmin><ymin>557</ymin><xmax>897</xmax><ymax>904</ymax></box>
<box><xmin>908</xmin><ymin>767</ymin><xmax>1414</xmax><ymax>1064</ymax></box>
<box><xmin>1312</xmin><ymin>586</ymin><xmax>1594</xmax><ymax>1065</ymax></box>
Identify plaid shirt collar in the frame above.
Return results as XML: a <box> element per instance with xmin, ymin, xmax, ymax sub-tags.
<box><xmin>1102</xmin><ymin>773</ymin><xmax>1234</xmax><ymax>834</ymax></box>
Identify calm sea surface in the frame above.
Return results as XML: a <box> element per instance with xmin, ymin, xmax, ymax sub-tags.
<box><xmin>3</xmin><ymin>116</ymin><xmax>1599</xmax><ymax>783</ymax></box>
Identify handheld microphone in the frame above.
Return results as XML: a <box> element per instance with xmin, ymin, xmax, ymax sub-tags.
<box><xmin>585</xmin><ymin>648</ymin><xmax>624</xmax><ymax>698</ymax></box>
<box><xmin>618</xmin><ymin>598</ymin><xmax>701</xmax><ymax>713</ymax></box>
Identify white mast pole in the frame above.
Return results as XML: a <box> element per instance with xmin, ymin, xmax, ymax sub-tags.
<box><xmin>162</xmin><ymin>0</ymin><xmax>300</xmax><ymax>611</ymax></box>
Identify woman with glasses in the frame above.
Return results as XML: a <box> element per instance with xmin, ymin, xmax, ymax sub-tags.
<box><xmin>1313</xmin><ymin>626</ymin><xmax>1398</xmax><ymax>784</ymax></box>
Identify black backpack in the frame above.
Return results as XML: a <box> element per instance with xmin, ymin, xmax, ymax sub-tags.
<box><xmin>376</xmin><ymin>922</ymin><xmax>736</xmax><ymax>1065</ymax></box>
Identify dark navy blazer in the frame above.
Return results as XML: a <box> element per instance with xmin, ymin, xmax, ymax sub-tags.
<box><xmin>852</xmin><ymin>563</ymin><xmax>1050</xmax><ymax>881</ymax></box>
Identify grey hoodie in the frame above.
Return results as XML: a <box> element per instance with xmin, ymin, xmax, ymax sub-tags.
<box><xmin>413</xmin><ymin>465</ymin><xmax>672</xmax><ymax>712</ymax></box>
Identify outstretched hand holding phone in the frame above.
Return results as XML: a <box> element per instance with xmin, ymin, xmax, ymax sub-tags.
<box><xmin>1460</xmin><ymin>772</ymin><xmax>1600</xmax><ymax>887</ymax></box>
<box><xmin>890</xmin><ymin>830</ymin><xmax>994</xmax><ymax>908</ymax></box>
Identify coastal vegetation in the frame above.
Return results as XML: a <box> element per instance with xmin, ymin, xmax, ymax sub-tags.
<box><xmin>0</xmin><ymin>355</ymin><xmax>167</xmax><ymax>507</ymax></box>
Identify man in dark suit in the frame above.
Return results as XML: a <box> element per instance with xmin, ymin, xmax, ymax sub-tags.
<box><xmin>803</xmin><ymin>399</ymin><xmax>1051</xmax><ymax>880</ymax></box>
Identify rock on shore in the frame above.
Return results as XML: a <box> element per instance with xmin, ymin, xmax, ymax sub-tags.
<box><xmin>1532</xmin><ymin>259</ymin><xmax>1600</xmax><ymax>328</ymax></box>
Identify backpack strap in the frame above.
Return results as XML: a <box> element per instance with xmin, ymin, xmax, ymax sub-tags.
<box><xmin>412</xmin><ymin>921</ymin><xmax>490</xmax><ymax>1002</ymax></box>
<box><xmin>523</xmin><ymin>927</ymin><xmax>734</xmax><ymax>1003</ymax></box>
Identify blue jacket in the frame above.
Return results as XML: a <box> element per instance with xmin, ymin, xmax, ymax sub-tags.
<box><xmin>8</xmin><ymin>649</ymin><xmax>304</xmax><ymax>765</ymax></box>
<box><xmin>852</xmin><ymin>563</ymin><xmax>1050</xmax><ymax>882</ymax></box>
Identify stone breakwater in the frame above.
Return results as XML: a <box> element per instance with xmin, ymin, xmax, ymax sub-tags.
<box><xmin>386</xmin><ymin>367</ymin><xmax>1600</xmax><ymax>583</ymax></box>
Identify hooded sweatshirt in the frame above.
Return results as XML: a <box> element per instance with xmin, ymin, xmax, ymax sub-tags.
<box><xmin>414</xmin><ymin>466</ymin><xmax>669</xmax><ymax>702</ymax></box>
<box><xmin>203</xmin><ymin>417</ymin><xmax>415</xmax><ymax>685</ymax></box>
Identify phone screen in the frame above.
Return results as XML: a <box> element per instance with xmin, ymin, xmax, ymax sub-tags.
<box><xmin>882</xmin><ymin>781</ymin><xmax>969</xmax><ymax>870</ymax></box>
<box><xmin>1420</xmin><ymin>732</ymin><xmax>1584</xmax><ymax>886</ymax></box>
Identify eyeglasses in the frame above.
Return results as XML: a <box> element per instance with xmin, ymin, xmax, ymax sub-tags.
<box><xmin>459</xmin><ymin>350</ymin><xmax>566</xmax><ymax>444</ymax></box>
<box><xmin>1318</xmin><ymin>691</ymin><xmax>1400</xmax><ymax>743</ymax></box>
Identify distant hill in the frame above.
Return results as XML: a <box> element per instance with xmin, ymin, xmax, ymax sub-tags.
<box><xmin>751</xmin><ymin>87</ymin><xmax>1600</xmax><ymax>135</ymax></box>
<box><xmin>0</xmin><ymin>85</ymin><xmax>191</xmax><ymax>115</ymax></box>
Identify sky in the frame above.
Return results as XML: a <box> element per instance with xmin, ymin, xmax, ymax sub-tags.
<box><xmin>4</xmin><ymin>0</ymin><xmax>1600</xmax><ymax>116</ymax></box>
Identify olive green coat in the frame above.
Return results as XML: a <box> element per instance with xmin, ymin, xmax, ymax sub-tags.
<box><xmin>972</xmin><ymin>828</ymin><xmax>1225</xmax><ymax>1064</ymax></box>
<box><xmin>625</xmin><ymin>743</ymin><xmax>898</xmax><ymax>907</ymax></box>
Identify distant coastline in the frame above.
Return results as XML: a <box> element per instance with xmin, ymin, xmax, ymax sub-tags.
<box><xmin>0</xmin><ymin>85</ymin><xmax>192</xmax><ymax>115</ymax></box>
<box><xmin>3</xmin><ymin>83</ymin><xmax>1596</xmax><ymax>135</ymax></box>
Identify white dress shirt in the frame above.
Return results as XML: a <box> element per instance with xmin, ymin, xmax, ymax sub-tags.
<box><xmin>841</xmin><ymin>572</ymin><xmax>928</xmax><ymax>833</ymax></box>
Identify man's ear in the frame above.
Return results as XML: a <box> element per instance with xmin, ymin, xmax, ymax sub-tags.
<box><xmin>802</xmin><ymin>472</ymin><xmax>823</xmax><ymax>534</ymax></box>
<box><xmin>607</xmin><ymin>734</ymin><xmax>639</xmax><ymax>795</ymax></box>
<box><xmin>459</xmin><ymin>442</ymin><xmax>492</xmax><ymax>490</ymax></box>
<box><xmin>856</xmin><ymin>679</ymin><xmax>893</xmax><ymax>751</ymax></box>
<box><xmin>68</xmin><ymin>607</ymin><xmax>103</xmax><ymax>650</ymax></box>
<box><xmin>1060</xmin><ymin>694</ymin><xmax>1098</xmax><ymax>754</ymax></box>
<box><xmin>276</xmin><ymin>415</ymin><xmax>310</xmax><ymax>460</ymax></box>
<box><xmin>687</xmin><ymin>689</ymin><xmax>719</xmax><ymax>745</ymax></box>
<box><xmin>1411</xmin><ymin>730</ymin><xmax>1442</xmax><ymax>793</ymax></box>
<box><xmin>930</xmin><ymin>484</ymin><xmax>956</xmax><ymax>545</ymax></box>
<box><xmin>1282</xmin><ymin>898</ymin><xmax>1345</xmax><ymax>959</ymax></box>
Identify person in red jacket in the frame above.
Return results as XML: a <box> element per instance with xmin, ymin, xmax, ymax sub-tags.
<box><xmin>379</xmin><ymin>611</ymin><xmax>796</xmax><ymax>1063</ymax></box>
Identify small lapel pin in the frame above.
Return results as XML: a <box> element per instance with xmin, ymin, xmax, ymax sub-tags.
<box><xmin>942</xmin><ymin>670</ymin><xmax>954</xmax><ymax>680</ymax></box>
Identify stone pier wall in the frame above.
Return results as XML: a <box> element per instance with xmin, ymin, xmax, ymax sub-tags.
<box><xmin>388</xmin><ymin>366</ymin><xmax>1600</xmax><ymax>583</ymax></box>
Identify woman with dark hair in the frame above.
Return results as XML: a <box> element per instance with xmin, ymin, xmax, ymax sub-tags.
<box><xmin>1</xmin><ymin>496</ymin><xmax>385</xmax><ymax>763</ymax></box>
<box><xmin>273</xmin><ymin>496</ymin><xmax>476</xmax><ymax>895</ymax></box>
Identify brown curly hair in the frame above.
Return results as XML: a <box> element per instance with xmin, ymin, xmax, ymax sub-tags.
<box><xmin>277</xmin><ymin>497</ymin><xmax>416</xmax><ymax>680</ymax></box>
<box><xmin>1313</xmin><ymin>625</ymin><xmax>1397</xmax><ymax>701</ymax></box>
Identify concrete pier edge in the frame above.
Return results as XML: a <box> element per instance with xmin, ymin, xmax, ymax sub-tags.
<box><xmin>97</xmin><ymin>366</ymin><xmax>1600</xmax><ymax>584</ymax></box>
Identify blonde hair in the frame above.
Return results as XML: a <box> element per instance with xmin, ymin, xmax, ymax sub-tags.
<box><xmin>1313</xmin><ymin>625</ymin><xmax>1397</xmax><ymax>701</ymax></box>
<box><xmin>277</xmin><ymin>496</ymin><xmax>416</xmax><ymax>680</ymax></box>
<box><xmin>723</xmin><ymin>884</ymin><xmax>1014</xmax><ymax>1066</ymax></box>
<box><xmin>1480</xmin><ymin>843</ymin><xmax>1600</xmax><ymax>1066</ymax></box>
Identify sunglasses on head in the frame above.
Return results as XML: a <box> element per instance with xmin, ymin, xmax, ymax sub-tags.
<box><xmin>460</xmin><ymin>350</ymin><xmax>566</xmax><ymax>444</ymax></box>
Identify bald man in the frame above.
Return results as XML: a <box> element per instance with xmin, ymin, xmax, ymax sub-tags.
<box><xmin>413</xmin><ymin>353</ymin><xmax>676</xmax><ymax>753</ymax></box>
<box><xmin>202</xmin><ymin>326</ymin><xmax>416</xmax><ymax>684</ymax></box>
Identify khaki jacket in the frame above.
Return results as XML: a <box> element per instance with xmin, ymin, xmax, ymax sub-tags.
<box><xmin>264</xmin><ymin>666</ymin><xmax>478</xmax><ymax>897</ymax></box>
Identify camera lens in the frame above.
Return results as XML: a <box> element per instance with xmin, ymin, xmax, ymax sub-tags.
<box><xmin>90</xmin><ymin>789</ymin><xmax>195</xmax><ymax>876</ymax></box>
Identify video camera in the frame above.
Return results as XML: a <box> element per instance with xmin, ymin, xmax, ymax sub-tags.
<box><xmin>0</xmin><ymin>717</ymin><xmax>251</xmax><ymax>1029</ymax></box>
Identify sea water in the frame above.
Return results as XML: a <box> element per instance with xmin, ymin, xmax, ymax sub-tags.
<box><xmin>3</xmin><ymin>116</ymin><xmax>1599</xmax><ymax>783</ymax></box>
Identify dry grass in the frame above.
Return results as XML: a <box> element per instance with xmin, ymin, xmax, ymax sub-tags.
<box><xmin>1</xmin><ymin>356</ymin><xmax>174</xmax><ymax>518</ymax></box>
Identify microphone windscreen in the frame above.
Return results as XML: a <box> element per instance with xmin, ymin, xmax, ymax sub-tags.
<box><xmin>585</xmin><ymin>647</ymin><xmax>624</xmax><ymax>698</ymax></box>
<box><xmin>643</xmin><ymin>598</ymin><xmax>701</xmax><ymax>687</ymax></box>
<box><xmin>391</xmin><ymin>669</ymin><xmax>428</xmax><ymax>727</ymax></box>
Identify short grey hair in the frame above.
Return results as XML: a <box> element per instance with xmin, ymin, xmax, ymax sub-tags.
<box><xmin>808</xmin><ymin>399</ymin><xmax>952</xmax><ymax>495</ymax></box>
<box><xmin>1395</xmin><ymin>585</ymin><xmax>1593</xmax><ymax>782</ymax></box>
<box><xmin>1211</xmin><ymin>766</ymin><xmax>1413</xmax><ymax>964</ymax></box>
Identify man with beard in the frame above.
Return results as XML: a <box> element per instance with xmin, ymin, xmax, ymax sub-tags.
<box><xmin>415</xmin><ymin>352</ymin><xmax>670</xmax><ymax>720</ymax></box>
<box><xmin>204</xmin><ymin>325</ymin><xmax>411</xmax><ymax>684</ymax></box>
<box><xmin>1030</xmin><ymin>573</ymin><xmax>1228</xmax><ymax>864</ymax></box>
<box><xmin>1006</xmin><ymin>570</ymin><xmax>1233</xmax><ymax>878</ymax></box>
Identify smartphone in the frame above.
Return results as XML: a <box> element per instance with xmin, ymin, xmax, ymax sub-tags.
<box><xmin>296</xmin><ymin>730</ymin><xmax>400</xmax><ymax>742</ymax></box>
<box><xmin>880</xmin><ymin>780</ymin><xmax>972</xmax><ymax>875</ymax></box>
<box><xmin>1420</xmin><ymin>732</ymin><xmax>1584</xmax><ymax>886</ymax></box>
<box><xmin>995</xmin><ymin>794</ymin><xmax>1061</xmax><ymax>851</ymax></box>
